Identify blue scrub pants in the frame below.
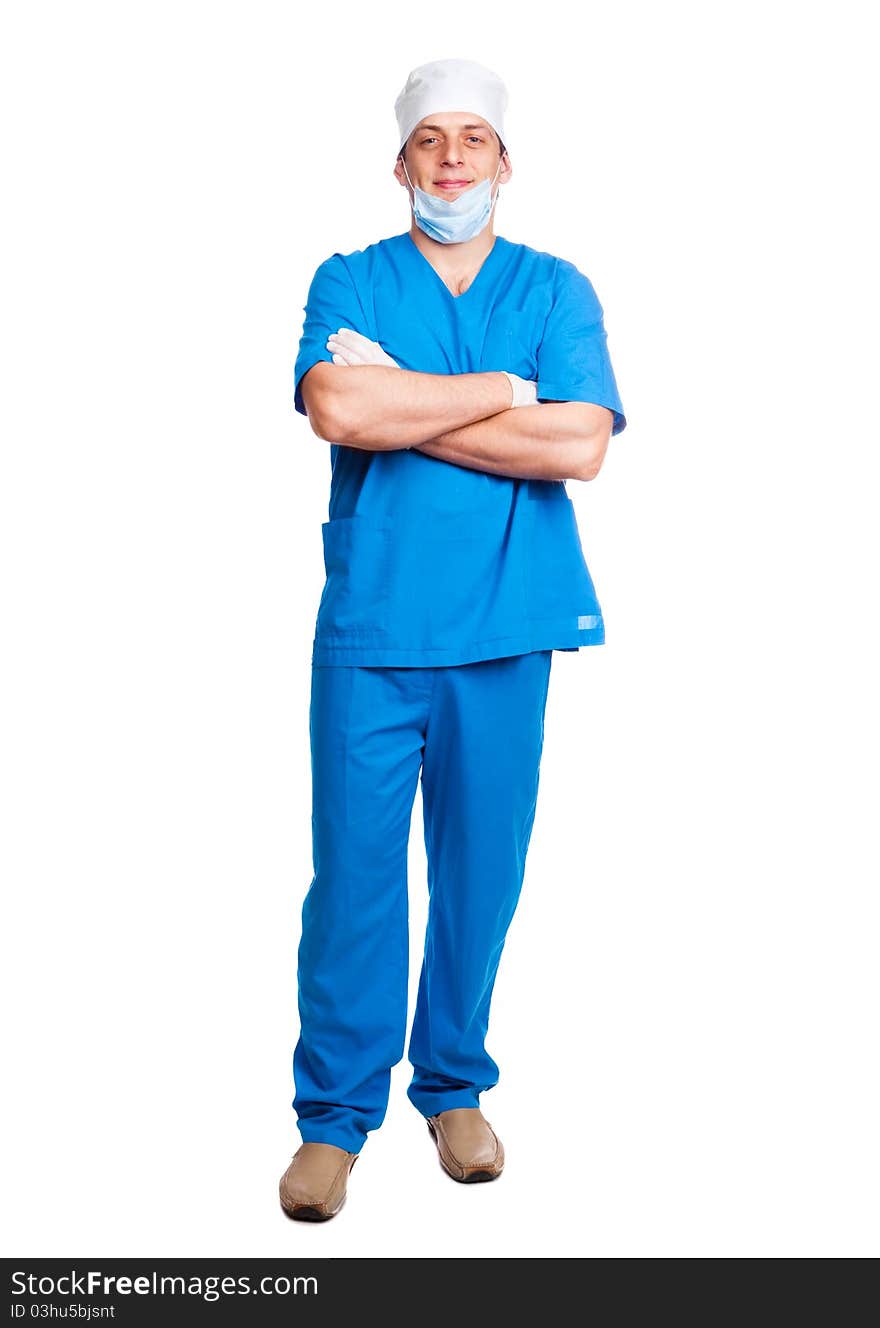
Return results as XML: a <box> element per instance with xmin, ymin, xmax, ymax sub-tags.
<box><xmin>292</xmin><ymin>650</ymin><xmax>553</xmax><ymax>1154</ymax></box>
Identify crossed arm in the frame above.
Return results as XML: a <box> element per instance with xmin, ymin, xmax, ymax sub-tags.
<box><xmin>299</xmin><ymin>360</ymin><xmax>612</xmax><ymax>483</ymax></box>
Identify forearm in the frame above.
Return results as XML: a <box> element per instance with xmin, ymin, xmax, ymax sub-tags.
<box><xmin>326</xmin><ymin>365</ymin><xmax>513</xmax><ymax>451</ymax></box>
<box><xmin>412</xmin><ymin>403</ymin><xmax>598</xmax><ymax>481</ymax></box>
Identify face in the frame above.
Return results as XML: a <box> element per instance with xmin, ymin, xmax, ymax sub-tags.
<box><xmin>394</xmin><ymin>113</ymin><xmax>510</xmax><ymax>199</ymax></box>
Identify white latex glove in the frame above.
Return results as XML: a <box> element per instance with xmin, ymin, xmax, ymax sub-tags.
<box><xmin>326</xmin><ymin>328</ymin><xmax>400</xmax><ymax>368</ymax></box>
<box><xmin>502</xmin><ymin>371</ymin><xmax>538</xmax><ymax>408</ymax></box>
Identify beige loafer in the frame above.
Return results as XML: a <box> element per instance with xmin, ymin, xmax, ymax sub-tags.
<box><xmin>279</xmin><ymin>1142</ymin><xmax>359</xmax><ymax>1221</ymax></box>
<box><xmin>427</xmin><ymin>1107</ymin><xmax>504</xmax><ymax>1183</ymax></box>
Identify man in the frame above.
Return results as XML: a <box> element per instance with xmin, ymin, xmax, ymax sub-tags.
<box><xmin>280</xmin><ymin>57</ymin><xmax>626</xmax><ymax>1221</ymax></box>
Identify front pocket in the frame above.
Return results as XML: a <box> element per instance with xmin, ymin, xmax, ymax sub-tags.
<box><xmin>481</xmin><ymin>309</ymin><xmax>538</xmax><ymax>379</ymax></box>
<box><xmin>316</xmin><ymin>516</ymin><xmax>393</xmax><ymax>637</ymax></box>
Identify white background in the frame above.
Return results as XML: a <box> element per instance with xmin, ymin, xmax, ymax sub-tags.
<box><xmin>2</xmin><ymin>0</ymin><xmax>878</xmax><ymax>1258</ymax></box>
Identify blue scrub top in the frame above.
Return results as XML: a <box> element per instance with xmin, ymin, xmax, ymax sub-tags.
<box><xmin>294</xmin><ymin>230</ymin><xmax>627</xmax><ymax>668</ymax></box>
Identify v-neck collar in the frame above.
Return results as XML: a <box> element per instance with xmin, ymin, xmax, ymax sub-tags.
<box><xmin>402</xmin><ymin>230</ymin><xmax>505</xmax><ymax>303</ymax></box>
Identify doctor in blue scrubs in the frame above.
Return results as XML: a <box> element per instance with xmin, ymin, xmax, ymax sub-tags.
<box><xmin>279</xmin><ymin>58</ymin><xmax>627</xmax><ymax>1221</ymax></box>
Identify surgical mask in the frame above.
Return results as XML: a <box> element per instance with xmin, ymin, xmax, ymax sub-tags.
<box><xmin>401</xmin><ymin>157</ymin><xmax>503</xmax><ymax>244</ymax></box>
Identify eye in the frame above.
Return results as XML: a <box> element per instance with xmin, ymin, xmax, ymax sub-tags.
<box><xmin>419</xmin><ymin>135</ymin><xmax>485</xmax><ymax>146</ymax></box>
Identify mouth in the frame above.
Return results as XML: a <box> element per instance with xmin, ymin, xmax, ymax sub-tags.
<box><xmin>434</xmin><ymin>180</ymin><xmax>473</xmax><ymax>190</ymax></box>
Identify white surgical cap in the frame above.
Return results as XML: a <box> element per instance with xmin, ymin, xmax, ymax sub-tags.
<box><xmin>394</xmin><ymin>58</ymin><xmax>509</xmax><ymax>157</ymax></box>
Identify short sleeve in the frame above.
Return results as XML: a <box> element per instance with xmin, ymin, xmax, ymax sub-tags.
<box><xmin>293</xmin><ymin>254</ymin><xmax>366</xmax><ymax>417</ymax></box>
<box><xmin>535</xmin><ymin>260</ymin><xmax>627</xmax><ymax>435</ymax></box>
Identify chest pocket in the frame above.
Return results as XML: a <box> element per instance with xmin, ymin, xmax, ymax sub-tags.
<box><xmin>481</xmin><ymin>308</ymin><xmax>538</xmax><ymax>379</ymax></box>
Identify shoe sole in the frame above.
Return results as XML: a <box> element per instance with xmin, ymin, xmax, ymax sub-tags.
<box><xmin>427</xmin><ymin>1120</ymin><xmax>503</xmax><ymax>1184</ymax></box>
<box><xmin>280</xmin><ymin>1193</ymin><xmax>346</xmax><ymax>1222</ymax></box>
